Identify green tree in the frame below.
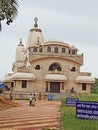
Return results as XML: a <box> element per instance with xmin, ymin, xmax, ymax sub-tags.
<box><xmin>0</xmin><ymin>0</ymin><xmax>18</xmax><ymax>30</ymax></box>
<box><xmin>91</xmin><ymin>78</ymin><xmax>98</xmax><ymax>93</ymax></box>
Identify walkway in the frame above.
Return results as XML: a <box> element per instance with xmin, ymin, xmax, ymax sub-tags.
<box><xmin>0</xmin><ymin>100</ymin><xmax>61</xmax><ymax>130</ymax></box>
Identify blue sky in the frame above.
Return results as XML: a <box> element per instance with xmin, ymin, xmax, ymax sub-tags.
<box><xmin>0</xmin><ymin>0</ymin><xmax>98</xmax><ymax>80</ymax></box>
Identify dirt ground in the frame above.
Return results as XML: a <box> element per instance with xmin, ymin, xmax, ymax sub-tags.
<box><xmin>0</xmin><ymin>97</ymin><xmax>19</xmax><ymax>110</ymax></box>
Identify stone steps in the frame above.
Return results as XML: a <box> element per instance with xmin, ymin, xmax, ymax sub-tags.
<box><xmin>0</xmin><ymin>100</ymin><xmax>61</xmax><ymax>130</ymax></box>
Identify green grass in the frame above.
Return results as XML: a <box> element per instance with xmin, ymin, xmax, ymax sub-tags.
<box><xmin>76</xmin><ymin>93</ymin><xmax>98</xmax><ymax>101</ymax></box>
<box><xmin>61</xmin><ymin>94</ymin><xmax>98</xmax><ymax>130</ymax></box>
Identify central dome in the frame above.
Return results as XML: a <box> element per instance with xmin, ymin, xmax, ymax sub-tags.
<box><xmin>26</xmin><ymin>18</ymin><xmax>44</xmax><ymax>49</ymax></box>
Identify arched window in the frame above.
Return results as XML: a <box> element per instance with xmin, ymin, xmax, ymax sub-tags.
<box><xmin>35</xmin><ymin>65</ymin><xmax>40</xmax><ymax>70</ymax></box>
<box><xmin>49</xmin><ymin>63</ymin><xmax>61</xmax><ymax>71</ymax></box>
<box><xmin>33</xmin><ymin>47</ymin><xmax>37</xmax><ymax>52</ymax></box>
<box><xmin>62</xmin><ymin>48</ymin><xmax>65</xmax><ymax>53</ymax></box>
<box><xmin>54</xmin><ymin>47</ymin><xmax>58</xmax><ymax>53</ymax></box>
<box><xmin>71</xmin><ymin>67</ymin><xmax>76</xmax><ymax>72</ymax></box>
<box><xmin>47</xmin><ymin>47</ymin><xmax>51</xmax><ymax>52</ymax></box>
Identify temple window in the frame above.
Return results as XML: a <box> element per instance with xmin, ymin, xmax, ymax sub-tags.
<box><xmin>49</xmin><ymin>63</ymin><xmax>61</xmax><ymax>71</ymax></box>
<box><xmin>54</xmin><ymin>47</ymin><xmax>58</xmax><ymax>53</ymax></box>
<box><xmin>33</xmin><ymin>47</ymin><xmax>37</xmax><ymax>52</ymax></box>
<box><xmin>39</xmin><ymin>47</ymin><xmax>43</xmax><ymax>52</ymax></box>
<box><xmin>72</xmin><ymin>50</ymin><xmax>75</xmax><ymax>55</ymax></box>
<box><xmin>62</xmin><ymin>82</ymin><xmax>64</xmax><ymax>90</ymax></box>
<box><xmin>11</xmin><ymin>82</ymin><xmax>14</xmax><ymax>87</ymax></box>
<box><xmin>69</xmin><ymin>50</ymin><xmax>71</xmax><ymax>54</ymax></box>
<box><xmin>47</xmin><ymin>47</ymin><xmax>51</xmax><ymax>52</ymax></box>
<box><xmin>22</xmin><ymin>80</ymin><xmax>27</xmax><ymax>88</ymax></box>
<box><xmin>71</xmin><ymin>67</ymin><xmax>76</xmax><ymax>72</ymax></box>
<box><xmin>35</xmin><ymin>65</ymin><xmax>40</xmax><ymax>70</ymax></box>
<box><xmin>82</xmin><ymin>83</ymin><xmax>86</xmax><ymax>90</ymax></box>
<box><xmin>62</xmin><ymin>48</ymin><xmax>65</xmax><ymax>53</ymax></box>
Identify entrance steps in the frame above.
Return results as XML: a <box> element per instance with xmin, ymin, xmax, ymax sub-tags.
<box><xmin>0</xmin><ymin>100</ymin><xmax>61</xmax><ymax>130</ymax></box>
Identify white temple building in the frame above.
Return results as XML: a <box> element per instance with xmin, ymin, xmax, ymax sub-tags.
<box><xmin>4</xmin><ymin>18</ymin><xmax>95</xmax><ymax>95</ymax></box>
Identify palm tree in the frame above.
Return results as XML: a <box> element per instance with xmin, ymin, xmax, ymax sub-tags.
<box><xmin>0</xmin><ymin>0</ymin><xmax>18</xmax><ymax>30</ymax></box>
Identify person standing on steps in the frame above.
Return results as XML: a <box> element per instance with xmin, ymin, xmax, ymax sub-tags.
<box><xmin>32</xmin><ymin>93</ymin><xmax>36</xmax><ymax>106</ymax></box>
<box><xmin>29</xmin><ymin>93</ymin><xmax>33</xmax><ymax>106</ymax></box>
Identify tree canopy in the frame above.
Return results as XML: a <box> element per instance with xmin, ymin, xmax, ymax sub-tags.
<box><xmin>0</xmin><ymin>0</ymin><xmax>18</xmax><ymax>30</ymax></box>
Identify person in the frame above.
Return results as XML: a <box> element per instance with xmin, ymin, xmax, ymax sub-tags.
<box><xmin>33</xmin><ymin>93</ymin><xmax>36</xmax><ymax>101</ymax></box>
<box><xmin>9</xmin><ymin>92</ymin><xmax>14</xmax><ymax>101</ymax></box>
<box><xmin>32</xmin><ymin>93</ymin><xmax>36</xmax><ymax>106</ymax></box>
<box><xmin>29</xmin><ymin>93</ymin><xmax>33</xmax><ymax>106</ymax></box>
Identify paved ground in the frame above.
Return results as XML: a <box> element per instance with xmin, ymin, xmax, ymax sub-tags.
<box><xmin>0</xmin><ymin>100</ymin><xmax>61</xmax><ymax>130</ymax></box>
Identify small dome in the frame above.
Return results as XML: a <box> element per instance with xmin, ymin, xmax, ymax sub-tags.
<box><xmin>26</xmin><ymin>18</ymin><xmax>44</xmax><ymax>49</ymax></box>
<box><xmin>16</xmin><ymin>39</ymin><xmax>25</xmax><ymax>61</ymax></box>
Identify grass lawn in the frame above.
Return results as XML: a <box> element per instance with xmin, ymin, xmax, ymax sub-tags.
<box><xmin>61</xmin><ymin>94</ymin><xmax>98</xmax><ymax>130</ymax></box>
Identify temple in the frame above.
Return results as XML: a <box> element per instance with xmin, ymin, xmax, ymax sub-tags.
<box><xmin>4</xmin><ymin>18</ymin><xmax>95</xmax><ymax>96</ymax></box>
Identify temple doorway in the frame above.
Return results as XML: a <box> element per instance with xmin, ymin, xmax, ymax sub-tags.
<box><xmin>50</xmin><ymin>82</ymin><xmax>60</xmax><ymax>93</ymax></box>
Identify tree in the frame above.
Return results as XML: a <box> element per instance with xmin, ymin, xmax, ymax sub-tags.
<box><xmin>91</xmin><ymin>78</ymin><xmax>98</xmax><ymax>93</ymax></box>
<box><xmin>0</xmin><ymin>0</ymin><xmax>18</xmax><ymax>30</ymax></box>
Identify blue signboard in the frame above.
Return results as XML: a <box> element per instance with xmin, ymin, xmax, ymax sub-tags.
<box><xmin>66</xmin><ymin>98</ymin><xmax>79</xmax><ymax>107</ymax></box>
<box><xmin>76</xmin><ymin>101</ymin><xmax>98</xmax><ymax>120</ymax></box>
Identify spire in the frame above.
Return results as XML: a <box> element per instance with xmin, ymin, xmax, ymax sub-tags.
<box><xmin>20</xmin><ymin>38</ymin><xmax>22</xmax><ymax>44</ymax></box>
<box><xmin>34</xmin><ymin>17</ymin><xmax>38</xmax><ymax>27</ymax></box>
<box><xmin>26</xmin><ymin>18</ymin><xmax>44</xmax><ymax>48</ymax></box>
<box><xmin>18</xmin><ymin>38</ymin><xmax>24</xmax><ymax>46</ymax></box>
<box><xmin>16</xmin><ymin>38</ymin><xmax>25</xmax><ymax>61</ymax></box>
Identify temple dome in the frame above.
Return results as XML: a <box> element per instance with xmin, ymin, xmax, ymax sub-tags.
<box><xmin>26</xmin><ymin>18</ymin><xmax>44</xmax><ymax>49</ymax></box>
<box><xmin>15</xmin><ymin>39</ymin><xmax>25</xmax><ymax>61</ymax></box>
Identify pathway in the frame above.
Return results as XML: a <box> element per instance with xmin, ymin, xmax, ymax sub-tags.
<box><xmin>0</xmin><ymin>100</ymin><xmax>61</xmax><ymax>130</ymax></box>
